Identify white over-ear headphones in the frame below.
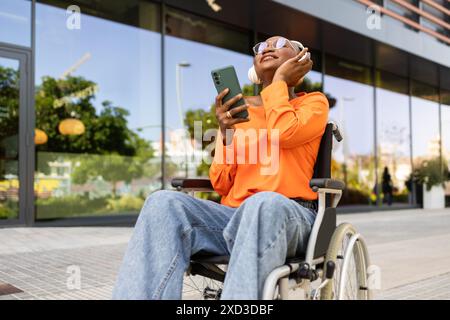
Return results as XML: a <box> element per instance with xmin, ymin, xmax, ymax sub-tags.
<box><xmin>248</xmin><ymin>40</ymin><xmax>308</xmax><ymax>85</ymax></box>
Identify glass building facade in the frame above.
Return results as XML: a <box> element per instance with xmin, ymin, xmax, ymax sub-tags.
<box><xmin>0</xmin><ymin>0</ymin><xmax>449</xmax><ymax>226</ymax></box>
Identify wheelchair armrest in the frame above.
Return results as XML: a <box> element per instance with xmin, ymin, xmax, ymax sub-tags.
<box><xmin>171</xmin><ymin>178</ymin><xmax>214</xmax><ymax>192</ymax></box>
<box><xmin>309</xmin><ymin>178</ymin><xmax>345</xmax><ymax>192</ymax></box>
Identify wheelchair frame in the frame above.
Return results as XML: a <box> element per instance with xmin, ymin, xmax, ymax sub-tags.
<box><xmin>172</xmin><ymin>122</ymin><xmax>371</xmax><ymax>300</ymax></box>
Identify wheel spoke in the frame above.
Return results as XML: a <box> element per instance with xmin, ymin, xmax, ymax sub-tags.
<box><xmin>345</xmin><ymin>255</ymin><xmax>357</xmax><ymax>299</ymax></box>
<box><xmin>183</xmin><ymin>266</ymin><xmax>225</xmax><ymax>300</ymax></box>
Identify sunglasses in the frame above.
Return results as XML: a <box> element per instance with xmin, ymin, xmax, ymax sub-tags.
<box><xmin>252</xmin><ymin>37</ymin><xmax>298</xmax><ymax>56</ymax></box>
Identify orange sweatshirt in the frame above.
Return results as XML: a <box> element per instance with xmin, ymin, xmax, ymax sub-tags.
<box><xmin>209</xmin><ymin>80</ymin><xmax>329</xmax><ymax>207</ymax></box>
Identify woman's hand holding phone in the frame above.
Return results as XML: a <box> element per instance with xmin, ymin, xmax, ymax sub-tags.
<box><xmin>215</xmin><ymin>88</ymin><xmax>250</xmax><ymax>145</ymax></box>
<box><xmin>272</xmin><ymin>47</ymin><xmax>313</xmax><ymax>87</ymax></box>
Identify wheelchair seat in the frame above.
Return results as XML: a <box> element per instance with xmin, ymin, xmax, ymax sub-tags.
<box><xmin>190</xmin><ymin>253</ymin><xmax>306</xmax><ymax>265</ymax></box>
<box><xmin>191</xmin><ymin>253</ymin><xmax>230</xmax><ymax>264</ymax></box>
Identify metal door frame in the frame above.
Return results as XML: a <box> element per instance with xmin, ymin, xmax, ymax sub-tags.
<box><xmin>0</xmin><ymin>43</ymin><xmax>34</xmax><ymax>227</ymax></box>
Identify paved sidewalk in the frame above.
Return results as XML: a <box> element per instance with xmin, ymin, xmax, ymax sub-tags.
<box><xmin>0</xmin><ymin>228</ymin><xmax>130</xmax><ymax>300</ymax></box>
<box><xmin>336</xmin><ymin>208</ymin><xmax>450</xmax><ymax>299</ymax></box>
<box><xmin>0</xmin><ymin>208</ymin><xmax>449</xmax><ymax>300</ymax></box>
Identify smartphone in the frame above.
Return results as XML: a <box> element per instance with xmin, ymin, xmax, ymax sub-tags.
<box><xmin>211</xmin><ymin>66</ymin><xmax>249</xmax><ymax>119</ymax></box>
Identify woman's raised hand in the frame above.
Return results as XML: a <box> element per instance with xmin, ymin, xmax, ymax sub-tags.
<box><xmin>272</xmin><ymin>47</ymin><xmax>313</xmax><ymax>87</ymax></box>
<box><xmin>215</xmin><ymin>88</ymin><xmax>250</xmax><ymax>145</ymax></box>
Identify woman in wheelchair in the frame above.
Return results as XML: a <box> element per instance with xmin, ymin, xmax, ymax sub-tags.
<box><xmin>113</xmin><ymin>36</ymin><xmax>330</xmax><ymax>300</ymax></box>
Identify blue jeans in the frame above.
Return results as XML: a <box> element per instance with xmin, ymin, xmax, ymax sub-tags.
<box><xmin>112</xmin><ymin>190</ymin><xmax>316</xmax><ymax>300</ymax></box>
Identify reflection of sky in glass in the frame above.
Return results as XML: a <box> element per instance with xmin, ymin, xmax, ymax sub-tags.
<box><xmin>376</xmin><ymin>88</ymin><xmax>410</xmax><ymax>158</ymax></box>
<box><xmin>376</xmin><ymin>88</ymin><xmax>411</xmax><ymax>187</ymax></box>
<box><xmin>411</xmin><ymin>97</ymin><xmax>440</xmax><ymax>159</ymax></box>
<box><xmin>36</xmin><ymin>3</ymin><xmax>161</xmax><ymax>142</ymax></box>
<box><xmin>164</xmin><ymin>36</ymin><xmax>253</xmax><ymax>131</ymax></box>
<box><xmin>305</xmin><ymin>70</ymin><xmax>322</xmax><ymax>85</ymax></box>
<box><xmin>0</xmin><ymin>0</ymin><xmax>31</xmax><ymax>47</ymax></box>
<box><xmin>325</xmin><ymin>75</ymin><xmax>374</xmax><ymax>162</ymax></box>
<box><xmin>0</xmin><ymin>57</ymin><xmax>19</xmax><ymax>70</ymax></box>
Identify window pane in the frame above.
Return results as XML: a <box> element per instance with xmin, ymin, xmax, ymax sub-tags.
<box><xmin>441</xmin><ymin>93</ymin><xmax>450</xmax><ymax>205</ymax></box>
<box><xmin>376</xmin><ymin>87</ymin><xmax>412</xmax><ymax>206</ymax></box>
<box><xmin>163</xmin><ymin>9</ymin><xmax>253</xmax><ymax>187</ymax></box>
<box><xmin>325</xmin><ymin>54</ymin><xmax>372</xmax><ymax>86</ymax></box>
<box><xmin>325</xmin><ymin>75</ymin><xmax>375</xmax><ymax>206</ymax></box>
<box><xmin>0</xmin><ymin>0</ymin><xmax>31</xmax><ymax>47</ymax></box>
<box><xmin>411</xmin><ymin>98</ymin><xmax>440</xmax><ymax>164</ymax></box>
<box><xmin>375</xmin><ymin>70</ymin><xmax>408</xmax><ymax>95</ymax></box>
<box><xmin>411</xmin><ymin>81</ymin><xmax>439</xmax><ymax>102</ymax></box>
<box><xmin>165</xmin><ymin>6</ymin><xmax>249</xmax><ymax>54</ymax></box>
<box><xmin>411</xmin><ymin>82</ymin><xmax>440</xmax><ymax>174</ymax></box>
<box><xmin>35</xmin><ymin>1</ymin><xmax>161</xmax><ymax>220</ymax></box>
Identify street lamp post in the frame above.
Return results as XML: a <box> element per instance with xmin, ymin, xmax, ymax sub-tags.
<box><xmin>176</xmin><ymin>62</ymin><xmax>191</xmax><ymax>178</ymax></box>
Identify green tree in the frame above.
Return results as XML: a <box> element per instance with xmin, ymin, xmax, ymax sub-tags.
<box><xmin>0</xmin><ymin>66</ymin><xmax>20</xmax><ymax>218</ymax></box>
<box><xmin>71</xmin><ymin>151</ymin><xmax>152</xmax><ymax>197</ymax></box>
<box><xmin>413</xmin><ymin>157</ymin><xmax>450</xmax><ymax>191</ymax></box>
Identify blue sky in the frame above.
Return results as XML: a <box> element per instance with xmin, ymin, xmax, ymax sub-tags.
<box><xmin>0</xmin><ymin>0</ymin><xmax>31</xmax><ymax>47</ymax></box>
<box><xmin>0</xmin><ymin>56</ymin><xmax>19</xmax><ymax>70</ymax></box>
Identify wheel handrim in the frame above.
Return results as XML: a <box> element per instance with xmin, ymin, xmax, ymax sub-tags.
<box><xmin>335</xmin><ymin>232</ymin><xmax>363</xmax><ymax>299</ymax></box>
<box><xmin>322</xmin><ymin>223</ymin><xmax>370</xmax><ymax>300</ymax></box>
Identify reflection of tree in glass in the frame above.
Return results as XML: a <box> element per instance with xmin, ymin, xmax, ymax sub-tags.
<box><xmin>0</xmin><ymin>66</ymin><xmax>20</xmax><ymax>176</ymax></box>
<box><xmin>34</xmin><ymin>75</ymin><xmax>155</xmax><ymax>195</ymax></box>
<box><xmin>71</xmin><ymin>151</ymin><xmax>152</xmax><ymax>198</ymax></box>
<box><xmin>295</xmin><ymin>77</ymin><xmax>336</xmax><ymax>108</ymax></box>
<box><xmin>0</xmin><ymin>66</ymin><xmax>20</xmax><ymax>218</ymax></box>
<box><xmin>35</xmin><ymin>76</ymin><xmax>151</xmax><ymax>156</ymax></box>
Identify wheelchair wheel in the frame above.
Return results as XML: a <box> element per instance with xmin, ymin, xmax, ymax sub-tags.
<box><xmin>182</xmin><ymin>264</ymin><xmax>225</xmax><ymax>300</ymax></box>
<box><xmin>320</xmin><ymin>223</ymin><xmax>371</xmax><ymax>300</ymax></box>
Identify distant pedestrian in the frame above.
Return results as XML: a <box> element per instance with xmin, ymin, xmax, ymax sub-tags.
<box><xmin>382</xmin><ymin>167</ymin><xmax>393</xmax><ymax>206</ymax></box>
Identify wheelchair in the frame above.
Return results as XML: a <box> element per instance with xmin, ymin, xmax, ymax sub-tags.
<box><xmin>171</xmin><ymin>122</ymin><xmax>372</xmax><ymax>300</ymax></box>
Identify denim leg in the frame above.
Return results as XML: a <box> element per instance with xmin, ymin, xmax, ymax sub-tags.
<box><xmin>221</xmin><ymin>191</ymin><xmax>316</xmax><ymax>300</ymax></box>
<box><xmin>112</xmin><ymin>190</ymin><xmax>235</xmax><ymax>300</ymax></box>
